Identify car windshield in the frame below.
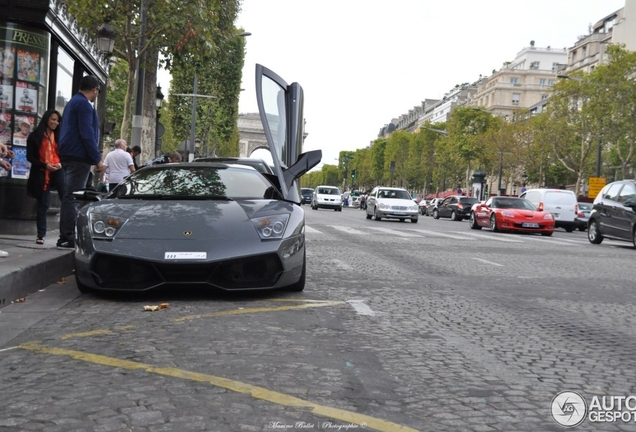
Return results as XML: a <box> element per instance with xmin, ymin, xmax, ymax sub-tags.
<box><xmin>578</xmin><ymin>203</ymin><xmax>593</xmax><ymax>210</ymax></box>
<box><xmin>460</xmin><ymin>198</ymin><xmax>478</xmax><ymax>205</ymax></box>
<box><xmin>195</xmin><ymin>158</ymin><xmax>272</xmax><ymax>174</ymax></box>
<box><xmin>301</xmin><ymin>188</ymin><xmax>314</xmax><ymax>195</ymax></box>
<box><xmin>378</xmin><ymin>189</ymin><xmax>410</xmax><ymax>199</ymax></box>
<box><xmin>112</xmin><ymin>165</ymin><xmax>280</xmax><ymax>200</ymax></box>
<box><xmin>317</xmin><ymin>188</ymin><xmax>340</xmax><ymax>195</ymax></box>
<box><xmin>491</xmin><ymin>198</ymin><xmax>536</xmax><ymax>210</ymax></box>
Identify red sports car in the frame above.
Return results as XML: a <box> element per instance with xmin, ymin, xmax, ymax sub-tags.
<box><xmin>469</xmin><ymin>197</ymin><xmax>555</xmax><ymax>236</ymax></box>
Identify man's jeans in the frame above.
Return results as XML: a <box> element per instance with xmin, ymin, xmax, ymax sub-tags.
<box><xmin>59</xmin><ymin>160</ymin><xmax>91</xmax><ymax>242</ymax></box>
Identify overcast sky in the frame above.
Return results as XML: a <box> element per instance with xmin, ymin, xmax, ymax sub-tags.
<box><xmin>231</xmin><ymin>0</ymin><xmax>626</xmax><ymax>167</ymax></box>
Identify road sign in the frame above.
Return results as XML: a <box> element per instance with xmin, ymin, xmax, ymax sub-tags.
<box><xmin>588</xmin><ymin>177</ymin><xmax>606</xmax><ymax>199</ymax></box>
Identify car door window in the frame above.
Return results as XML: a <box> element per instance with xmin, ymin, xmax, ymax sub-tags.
<box><xmin>618</xmin><ymin>183</ymin><xmax>636</xmax><ymax>205</ymax></box>
<box><xmin>603</xmin><ymin>183</ymin><xmax>622</xmax><ymax>202</ymax></box>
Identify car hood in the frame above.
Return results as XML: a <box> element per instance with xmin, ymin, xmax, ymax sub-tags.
<box><xmin>377</xmin><ymin>198</ymin><xmax>415</xmax><ymax>207</ymax></box>
<box><xmin>499</xmin><ymin>209</ymin><xmax>546</xmax><ymax>218</ymax></box>
<box><xmin>84</xmin><ymin>199</ymin><xmax>296</xmax><ymax>240</ymax></box>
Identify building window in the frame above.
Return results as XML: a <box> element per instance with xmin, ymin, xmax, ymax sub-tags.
<box><xmin>510</xmin><ymin>77</ymin><xmax>519</xmax><ymax>84</ymax></box>
<box><xmin>539</xmin><ymin>78</ymin><xmax>547</xmax><ymax>86</ymax></box>
<box><xmin>530</xmin><ymin>61</ymin><xmax>540</xmax><ymax>69</ymax></box>
<box><xmin>582</xmin><ymin>46</ymin><xmax>587</xmax><ymax>58</ymax></box>
<box><xmin>512</xmin><ymin>93</ymin><xmax>520</xmax><ymax>106</ymax></box>
<box><xmin>541</xmin><ymin>94</ymin><xmax>548</xmax><ymax>100</ymax></box>
<box><xmin>548</xmin><ymin>80</ymin><xmax>555</xmax><ymax>85</ymax></box>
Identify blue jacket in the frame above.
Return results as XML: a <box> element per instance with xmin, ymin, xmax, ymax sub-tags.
<box><xmin>58</xmin><ymin>92</ymin><xmax>101</xmax><ymax>164</ymax></box>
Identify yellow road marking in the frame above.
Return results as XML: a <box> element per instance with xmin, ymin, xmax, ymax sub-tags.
<box><xmin>171</xmin><ymin>301</ymin><xmax>345</xmax><ymax>323</ymax></box>
<box><xmin>60</xmin><ymin>329</ymin><xmax>113</xmax><ymax>340</ymax></box>
<box><xmin>20</xmin><ymin>342</ymin><xmax>418</xmax><ymax>432</ymax></box>
<box><xmin>269</xmin><ymin>299</ymin><xmax>338</xmax><ymax>303</ymax></box>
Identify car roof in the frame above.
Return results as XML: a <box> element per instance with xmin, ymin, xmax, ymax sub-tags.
<box><xmin>193</xmin><ymin>157</ymin><xmax>273</xmax><ymax>174</ymax></box>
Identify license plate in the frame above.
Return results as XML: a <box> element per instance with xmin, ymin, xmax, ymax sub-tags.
<box><xmin>165</xmin><ymin>252</ymin><xmax>207</xmax><ymax>260</ymax></box>
<box><xmin>522</xmin><ymin>223</ymin><xmax>540</xmax><ymax>228</ymax></box>
<box><xmin>393</xmin><ymin>212</ymin><xmax>406</xmax><ymax>215</ymax></box>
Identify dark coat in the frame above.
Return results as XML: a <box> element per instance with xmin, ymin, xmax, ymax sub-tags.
<box><xmin>26</xmin><ymin>133</ymin><xmax>47</xmax><ymax>199</ymax></box>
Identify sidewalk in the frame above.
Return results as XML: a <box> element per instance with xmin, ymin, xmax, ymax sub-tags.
<box><xmin>0</xmin><ymin>230</ymin><xmax>74</xmax><ymax>310</ymax></box>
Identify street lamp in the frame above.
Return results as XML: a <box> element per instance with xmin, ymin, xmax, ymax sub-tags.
<box><xmin>96</xmin><ymin>20</ymin><xmax>116</xmax><ymax>55</ymax></box>
<box><xmin>557</xmin><ymin>73</ymin><xmax>602</xmax><ymax>177</ymax></box>
<box><xmin>155</xmin><ymin>85</ymin><xmax>164</xmax><ymax>156</ymax></box>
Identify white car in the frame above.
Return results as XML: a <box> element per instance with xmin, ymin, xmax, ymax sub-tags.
<box><xmin>365</xmin><ymin>186</ymin><xmax>418</xmax><ymax>223</ymax></box>
<box><xmin>311</xmin><ymin>185</ymin><xmax>343</xmax><ymax>211</ymax></box>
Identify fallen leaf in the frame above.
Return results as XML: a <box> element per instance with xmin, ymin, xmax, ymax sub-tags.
<box><xmin>143</xmin><ymin>305</ymin><xmax>160</xmax><ymax>312</ymax></box>
<box><xmin>14</xmin><ymin>298</ymin><xmax>26</xmax><ymax>303</ymax></box>
<box><xmin>159</xmin><ymin>303</ymin><xmax>169</xmax><ymax>309</ymax></box>
<box><xmin>57</xmin><ymin>278</ymin><xmax>67</xmax><ymax>284</ymax></box>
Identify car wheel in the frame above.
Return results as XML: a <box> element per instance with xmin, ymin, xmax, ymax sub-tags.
<box><xmin>490</xmin><ymin>214</ymin><xmax>499</xmax><ymax>232</ymax></box>
<box><xmin>375</xmin><ymin>209</ymin><xmax>382</xmax><ymax>221</ymax></box>
<box><xmin>451</xmin><ymin>210</ymin><xmax>458</xmax><ymax>221</ymax></box>
<box><xmin>366</xmin><ymin>213</ymin><xmax>372</xmax><ymax>220</ymax></box>
<box><xmin>469</xmin><ymin>212</ymin><xmax>482</xmax><ymax>230</ymax></box>
<box><xmin>541</xmin><ymin>232</ymin><xmax>553</xmax><ymax>237</ymax></box>
<box><xmin>75</xmin><ymin>275</ymin><xmax>94</xmax><ymax>294</ymax></box>
<box><xmin>411</xmin><ymin>217</ymin><xmax>418</xmax><ymax>223</ymax></box>
<box><xmin>632</xmin><ymin>228</ymin><xmax>636</xmax><ymax>249</ymax></box>
<box><xmin>588</xmin><ymin>220</ymin><xmax>603</xmax><ymax>244</ymax></box>
<box><xmin>433</xmin><ymin>209</ymin><xmax>439</xmax><ymax>219</ymax></box>
<box><xmin>578</xmin><ymin>227</ymin><xmax>586</xmax><ymax>232</ymax></box>
<box><xmin>565</xmin><ymin>226</ymin><xmax>575</xmax><ymax>233</ymax></box>
<box><xmin>399</xmin><ymin>218</ymin><xmax>405</xmax><ymax>222</ymax></box>
<box><xmin>285</xmin><ymin>253</ymin><xmax>305</xmax><ymax>292</ymax></box>
<box><xmin>334</xmin><ymin>208</ymin><xmax>338</xmax><ymax>211</ymax></box>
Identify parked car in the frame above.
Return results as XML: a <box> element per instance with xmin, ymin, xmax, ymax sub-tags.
<box><xmin>519</xmin><ymin>188</ymin><xmax>578</xmax><ymax>232</ymax></box>
<box><xmin>311</xmin><ymin>185</ymin><xmax>343</xmax><ymax>211</ymax></box>
<box><xmin>588</xmin><ymin>180</ymin><xmax>636</xmax><ymax>247</ymax></box>
<box><xmin>469</xmin><ymin>196</ymin><xmax>555</xmax><ymax>236</ymax></box>
<box><xmin>365</xmin><ymin>186</ymin><xmax>418</xmax><ymax>223</ymax></box>
<box><xmin>300</xmin><ymin>188</ymin><xmax>314</xmax><ymax>205</ymax></box>
<box><xmin>433</xmin><ymin>195</ymin><xmax>479</xmax><ymax>221</ymax></box>
<box><xmin>418</xmin><ymin>199</ymin><xmax>430</xmax><ymax>215</ymax></box>
<box><xmin>72</xmin><ymin>64</ymin><xmax>321</xmax><ymax>294</ymax></box>
<box><xmin>194</xmin><ymin>156</ymin><xmax>274</xmax><ymax>175</ymax></box>
<box><xmin>425</xmin><ymin>198</ymin><xmax>443</xmax><ymax>216</ymax></box>
<box><xmin>575</xmin><ymin>202</ymin><xmax>593</xmax><ymax>231</ymax></box>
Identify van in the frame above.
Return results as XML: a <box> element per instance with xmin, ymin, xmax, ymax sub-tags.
<box><xmin>519</xmin><ymin>188</ymin><xmax>578</xmax><ymax>232</ymax></box>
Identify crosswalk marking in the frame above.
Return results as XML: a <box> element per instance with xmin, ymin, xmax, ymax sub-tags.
<box><xmin>367</xmin><ymin>227</ymin><xmax>421</xmax><ymax>237</ymax></box>
<box><xmin>453</xmin><ymin>231</ymin><xmax>524</xmax><ymax>243</ymax></box>
<box><xmin>329</xmin><ymin>225</ymin><xmax>366</xmax><ymax>235</ymax></box>
<box><xmin>521</xmin><ymin>235</ymin><xmax>576</xmax><ymax>246</ymax></box>
<box><xmin>407</xmin><ymin>229</ymin><xmax>473</xmax><ymax>240</ymax></box>
<box><xmin>304</xmin><ymin>226</ymin><xmax>322</xmax><ymax>234</ymax></box>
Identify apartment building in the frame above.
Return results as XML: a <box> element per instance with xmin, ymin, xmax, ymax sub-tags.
<box><xmin>563</xmin><ymin>0</ymin><xmax>636</xmax><ymax>74</ymax></box>
<box><xmin>466</xmin><ymin>45</ymin><xmax>567</xmax><ymax>117</ymax></box>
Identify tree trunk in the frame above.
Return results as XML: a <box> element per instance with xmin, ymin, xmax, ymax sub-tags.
<box><xmin>141</xmin><ymin>48</ymin><xmax>159</xmax><ymax>164</ymax></box>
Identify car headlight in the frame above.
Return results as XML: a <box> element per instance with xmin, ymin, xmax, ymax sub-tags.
<box><xmin>501</xmin><ymin>211</ymin><xmax>514</xmax><ymax>217</ymax></box>
<box><xmin>251</xmin><ymin>214</ymin><xmax>289</xmax><ymax>240</ymax></box>
<box><xmin>89</xmin><ymin>212</ymin><xmax>128</xmax><ymax>240</ymax></box>
<box><xmin>408</xmin><ymin>205</ymin><xmax>418</xmax><ymax>211</ymax></box>
<box><xmin>544</xmin><ymin>213</ymin><xmax>554</xmax><ymax>220</ymax></box>
<box><xmin>379</xmin><ymin>202</ymin><xmax>390</xmax><ymax>210</ymax></box>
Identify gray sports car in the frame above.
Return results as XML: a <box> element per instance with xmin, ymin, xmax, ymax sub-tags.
<box><xmin>73</xmin><ymin>65</ymin><xmax>321</xmax><ymax>293</ymax></box>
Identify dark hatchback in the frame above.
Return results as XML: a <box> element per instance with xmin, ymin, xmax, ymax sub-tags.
<box><xmin>433</xmin><ymin>195</ymin><xmax>479</xmax><ymax>221</ymax></box>
<box><xmin>588</xmin><ymin>180</ymin><xmax>636</xmax><ymax>247</ymax></box>
<box><xmin>300</xmin><ymin>188</ymin><xmax>314</xmax><ymax>205</ymax></box>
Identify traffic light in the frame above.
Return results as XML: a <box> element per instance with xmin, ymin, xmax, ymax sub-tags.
<box><xmin>351</xmin><ymin>170</ymin><xmax>356</xmax><ymax>178</ymax></box>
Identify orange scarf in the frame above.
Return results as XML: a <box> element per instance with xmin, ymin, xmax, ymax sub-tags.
<box><xmin>39</xmin><ymin>132</ymin><xmax>60</xmax><ymax>190</ymax></box>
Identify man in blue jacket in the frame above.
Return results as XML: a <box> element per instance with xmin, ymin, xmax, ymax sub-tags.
<box><xmin>56</xmin><ymin>75</ymin><xmax>105</xmax><ymax>249</ymax></box>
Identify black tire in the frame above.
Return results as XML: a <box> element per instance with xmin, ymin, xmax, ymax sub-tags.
<box><xmin>375</xmin><ymin>209</ymin><xmax>382</xmax><ymax>221</ymax></box>
<box><xmin>411</xmin><ymin>217</ymin><xmax>418</xmax><ymax>223</ymax></box>
<box><xmin>578</xmin><ymin>227</ymin><xmax>586</xmax><ymax>232</ymax></box>
<box><xmin>565</xmin><ymin>226</ymin><xmax>575</xmax><ymax>233</ymax></box>
<box><xmin>399</xmin><ymin>218</ymin><xmax>405</xmax><ymax>222</ymax></box>
<box><xmin>588</xmin><ymin>220</ymin><xmax>603</xmax><ymax>244</ymax></box>
<box><xmin>366</xmin><ymin>213</ymin><xmax>372</xmax><ymax>220</ymax></box>
<box><xmin>469</xmin><ymin>212</ymin><xmax>482</xmax><ymax>230</ymax></box>
<box><xmin>541</xmin><ymin>232</ymin><xmax>553</xmax><ymax>237</ymax></box>
<box><xmin>490</xmin><ymin>214</ymin><xmax>499</xmax><ymax>232</ymax></box>
<box><xmin>633</xmin><ymin>228</ymin><xmax>636</xmax><ymax>249</ymax></box>
<box><xmin>286</xmin><ymin>253</ymin><xmax>306</xmax><ymax>292</ymax></box>
<box><xmin>334</xmin><ymin>208</ymin><xmax>338</xmax><ymax>211</ymax></box>
<box><xmin>451</xmin><ymin>210</ymin><xmax>458</xmax><ymax>221</ymax></box>
<box><xmin>433</xmin><ymin>209</ymin><xmax>439</xmax><ymax>220</ymax></box>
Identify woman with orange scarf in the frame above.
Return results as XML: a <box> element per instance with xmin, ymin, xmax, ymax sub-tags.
<box><xmin>26</xmin><ymin>109</ymin><xmax>65</xmax><ymax>245</ymax></box>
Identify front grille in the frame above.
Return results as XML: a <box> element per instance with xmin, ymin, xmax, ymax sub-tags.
<box><xmin>90</xmin><ymin>252</ymin><xmax>283</xmax><ymax>291</ymax></box>
<box><xmin>391</xmin><ymin>206</ymin><xmax>407</xmax><ymax>211</ymax></box>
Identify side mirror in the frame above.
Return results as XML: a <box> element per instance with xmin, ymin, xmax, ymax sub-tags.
<box><xmin>283</xmin><ymin>149</ymin><xmax>322</xmax><ymax>186</ymax></box>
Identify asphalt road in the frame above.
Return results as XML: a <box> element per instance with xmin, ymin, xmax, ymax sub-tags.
<box><xmin>1</xmin><ymin>206</ymin><xmax>636</xmax><ymax>431</ymax></box>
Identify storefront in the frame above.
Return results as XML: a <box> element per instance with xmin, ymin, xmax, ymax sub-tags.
<box><xmin>0</xmin><ymin>0</ymin><xmax>108</xmax><ymax>234</ymax></box>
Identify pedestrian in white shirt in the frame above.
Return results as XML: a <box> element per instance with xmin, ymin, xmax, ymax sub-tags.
<box><xmin>102</xmin><ymin>139</ymin><xmax>135</xmax><ymax>192</ymax></box>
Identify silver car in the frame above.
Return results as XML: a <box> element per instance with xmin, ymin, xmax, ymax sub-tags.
<box><xmin>365</xmin><ymin>187</ymin><xmax>418</xmax><ymax>223</ymax></box>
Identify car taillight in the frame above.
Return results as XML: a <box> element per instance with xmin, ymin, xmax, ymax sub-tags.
<box><xmin>575</xmin><ymin>204</ymin><xmax>579</xmax><ymax>214</ymax></box>
<box><xmin>537</xmin><ymin>202</ymin><xmax>544</xmax><ymax>211</ymax></box>
<box><xmin>457</xmin><ymin>203</ymin><xmax>463</xmax><ymax>209</ymax></box>
<box><xmin>577</xmin><ymin>211</ymin><xmax>585</xmax><ymax>217</ymax></box>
